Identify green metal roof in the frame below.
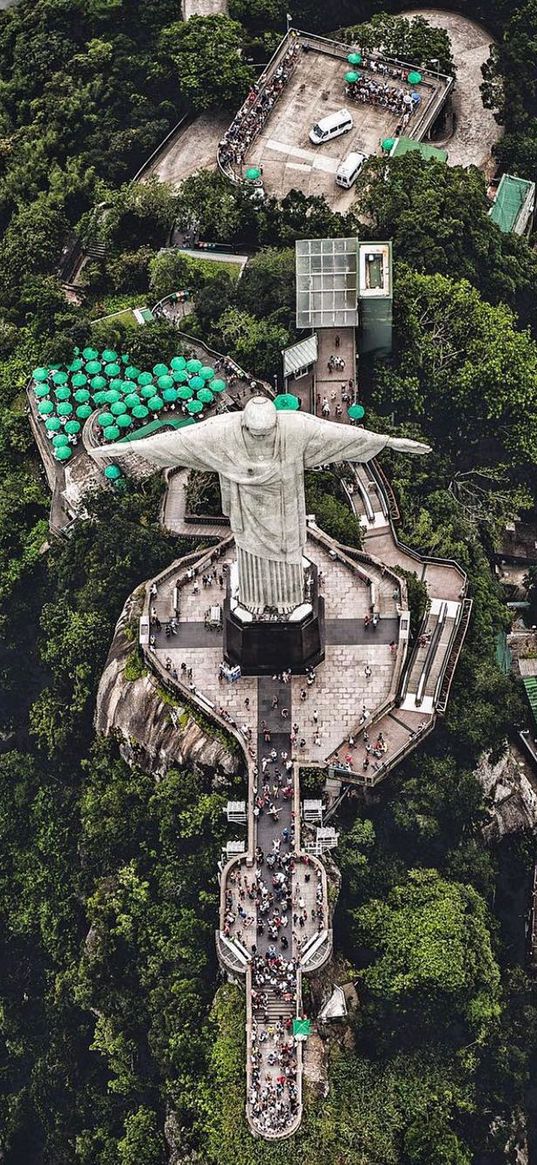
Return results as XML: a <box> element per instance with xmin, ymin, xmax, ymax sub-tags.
<box><xmin>390</xmin><ymin>136</ymin><xmax>447</xmax><ymax>163</ymax></box>
<box><xmin>523</xmin><ymin>676</ymin><xmax>537</xmax><ymax>729</ymax></box>
<box><xmin>489</xmin><ymin>173</ymin><xmax>534</xmax><ymax>233</ymax></box>
<box><xmin>118</xmin><ymin>416</ymin><xmax>195</xmax><ymax>442</ymax></box>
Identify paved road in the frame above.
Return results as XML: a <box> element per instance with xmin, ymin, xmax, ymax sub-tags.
<box><xmin>402</xmin><ymin>7</ymin><xmax>501</xmax><ymax>173</ymax></box>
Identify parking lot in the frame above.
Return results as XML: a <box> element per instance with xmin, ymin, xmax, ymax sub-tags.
<box><xmin>243</xmin><ymin>46</ymin><xmax>445</xmax><ymax>211</ymax></box>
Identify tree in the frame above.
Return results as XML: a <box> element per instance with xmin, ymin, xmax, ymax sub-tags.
<box><xmin>160</xmin><ymin>16</ymin><xmax>254</xmax><ymax>113</ymax></box>
<box><xmin>354</xmin><ymin>868</ymin><xmax>501</xmax><ymax>1038</ymax></box>
<box><xmin>118</xmin><ymin>1107</ymin><xmax>166</xmax><ymax>1165</ymax></box>
<box><xmin>336</xmin><ymin>14</ymin><xmax>455</xmax><ymax>76</ymax></box>
<box><xmin>358</xmin><ymin>154</ymin><xmax>537</xmax><ymax>326</ymax></box>
<box><xmin>374</xmin><ymin>266</ymin><xmax>537</xmax><ymax>469</ymax></box>
<box><xmin>217</xmin><ymin>306</ymin><xmax>291</xmax><ymax>378</ymax></box>
<box><xmin>236</xmin><ymin>247</ymin><xmax>296</xmax><ymax>324</ymax></box>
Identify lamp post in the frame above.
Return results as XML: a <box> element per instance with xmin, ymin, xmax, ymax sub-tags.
<box><xmin>286</xmin><ymin>11</ymin><xmax>292</xmax><ymax>34</ymax></box>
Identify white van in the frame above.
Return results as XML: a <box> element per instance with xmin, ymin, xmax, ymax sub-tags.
<box><xmin>335</xmin><ymin>151</ymin><xmax>366</xmax><ymax>188</ymax></box>
<box><xmin>309</xmin><ymin>108</ymin><xmax>353</xmax><ymax>146</ymax></box>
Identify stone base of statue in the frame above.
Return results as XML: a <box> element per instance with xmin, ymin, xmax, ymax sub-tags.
<box><xmin>223</xmin><ymin>557</ymin><xmax>325</xmax><ymax>676</ymax></box>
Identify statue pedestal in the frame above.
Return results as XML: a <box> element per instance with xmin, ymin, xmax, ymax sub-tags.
<box><xmin>223</xmin><ymin>560</ymin><xmax>325</xmax><ymax>676</ymax></box>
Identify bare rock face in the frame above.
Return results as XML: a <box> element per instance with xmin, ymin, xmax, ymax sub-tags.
<box><xmin>476</xmin><ymin>743</ymin><xmax>537</xmax><ymax>840</ymax></box>
<box><xmin>95</xmin><ymin>589</ymin><xmax>239</xmax><ymax>778</ymax></box>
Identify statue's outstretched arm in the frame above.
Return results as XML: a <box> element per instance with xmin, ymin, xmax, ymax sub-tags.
<box><xmin>385</xmin><ymin>436</ymin><xmax>431</xmax><ymax>455</ymax></box>
<box><xmin>89</xmin><ymin>420</ymin><xmax>222</xmax><ymax>473</ymax></box>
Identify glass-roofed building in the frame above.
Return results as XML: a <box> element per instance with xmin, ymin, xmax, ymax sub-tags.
<box><xmin>295</xmin><ymin>237</ymin><xmax>393</xmax><ymax>356</ymax></box>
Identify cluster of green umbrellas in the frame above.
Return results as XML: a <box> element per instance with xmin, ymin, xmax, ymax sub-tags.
<box><xmin>31</xmin><ymin>346</ymin><xmax>228</xmax><ymax>462</ymax></box>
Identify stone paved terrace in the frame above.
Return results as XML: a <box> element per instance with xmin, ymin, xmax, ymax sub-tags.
<box><xmin>224</xmin><ymin>31</ymin><xmax>451</xmax><ymax>212</ymax></box>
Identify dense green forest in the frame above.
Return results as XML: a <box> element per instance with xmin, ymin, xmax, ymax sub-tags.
<box><xmin>1</xmin><ymin>0</ymin><xmax>537</xmax><ymax>1162</ymax></box>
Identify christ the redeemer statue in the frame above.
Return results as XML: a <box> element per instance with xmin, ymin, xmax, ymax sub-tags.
<box><xmin>92</xmin><ymin>397</ymin><xmax>429</xmax><ymax>614</ymax></box>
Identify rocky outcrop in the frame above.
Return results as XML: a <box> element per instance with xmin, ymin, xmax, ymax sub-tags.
<box><xmin>476</xmin><ymin>743</ymin><xmax>537</xmax><ymax>839</ymax></box>
<box><xmin>95</xmin><ymin>588</ymin><xmax>240</xmax><ymax>778</ymax></box>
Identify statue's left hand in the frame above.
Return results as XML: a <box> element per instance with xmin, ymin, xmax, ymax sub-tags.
<box><xmin>386</xmin><ymin>436</ymin><xmax>431</xmax><ymax>455</ymax></box>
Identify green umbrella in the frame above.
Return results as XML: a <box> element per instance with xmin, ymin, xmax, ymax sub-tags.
<box><xmin>347</xmin><ymin>51</ymin><xmax>362</xmax><ymax>65</ymax></box>
<box><xmin>38</xmin><ymin>400</ymin><xmax>54</xmax><ymax>415</ymax></box>
<box><xmin>104</xmin><ymin>463</ymin><xmax>122</xmax><ymax>480</ymax></box>
<box><xmin>199</xmin><ymin>365</ymin><xmax>215</xmax><ymax>380</ymax></box>
<box><xmin>189</xmin><ymin>375</ymin><xmax>204</xmax><ymax>391</ymax></box>
<box><xmin>104</xmin><ymin>362</ymin><xmax>121</xmax><ymax>377</ymax></box>
<box><xmin>91</xmin><ymin>375</ymin><xmax>107</xmax><ymax>391</ymax></box>
<box><xmin>55</xmin><ymin>386</ymin><xmax>71</xmax><ymax>401</ymax></box>
<box><xmin>211</xmin><ymin>378</ymin><xmax>226</xmax><ymax>393</ymax></box>
<box><xmin>85</xmin><ymin>360</ymin><xmax>102</xmax><ymax>375</ymax></box>
<box><xmin>101</xmin><ymin>348</ymin><xmax>117</xmax><ymax>363</ymax></box>
<box><xmin>52</xmin><ymin>433</ymin><xmax>69</xmax><ymax>447</ymax></box>
<box><xmin>33</xmin><ymin>367</ymin><xmax>49</xmax><ymax>382</ymax></box>
<box><xmin>65</xmin><ymin>419</ymin><xmax>81</xmax><ymax>435</ymax></box>
<box><xmin>345</xmin><ymin>70</ymin><xmax>360</xmax><ymax>83</ymax></box>
<box><xmin>141</xmin><ymin>384</ymin><xmax>156</xmax><ymax>399</ymax></box>
<box><xmin>57</xmin><ymin>402</ymin><xmax>73</xmax><ymax>416</ymax></box>
<box><xmin>197</xmin><ymin>387</ymin><xmax>214</xmax><ymax>404</ymax></box>
<box><xmin>157</xmin><ymin>374</ymin><xmax>174</xmax><ymax>391</ymax></box>
<box><xmin>83</xmin><ymin>346</ymin><xmax>98</xmax><ymax>360</ymax></box>
<box><xmin>93</xmin><ymin>391</ymin><xmax>108</xmax><ymax>406</ymax></box>
<box><xmin>72</xmin><ymin>372</ymin><xmax>88</xmax><ymax>388</ymax></box>
<box><xmin>68</xmin><ymin>358</ymin><xmax>83</xmax><ymax>372</ymax></box>
<box><xmin>103</xmin><ymin>425</ymin><xmax>120</xmax><ymax>441</ymax></box>
<box><xmin>152</xmin><ymin>363</ymin><xmax>168</xmax><ymax>377</ymax></box>
<box><xmin>120</xmin><ymin>354</ymin><xmax>130</xmax><ymax>365</ymax></box>
<box><xmin>74</xmin><ymin>388</ymin><xmax>90</xmax><ymax>403</ymax></box>
<box><xmin>53</xmin><ymin>370</ymin><xmax>68</xmax><ymax>386</ymax></box>
<box><xmin>111</xmin><ymin>400</ymin><xmax>127</xmax><ymax>415</ymax></box>
<box><xmin>274</xmin><ymin>393</ymin><xmax>299</xmax><ymax>410</ymax></box>
<box><xmin>124</xmin><ymin>393</ymin><xmax>141</xmax><ymax>408</ymax></box>
<box><xmin>382</xmin><ymin>137</ymin><xmax>395</xmax><ymax>152</ymax></box>
<box><xmin>116</xmin><ymin>412</ymin><xmax>132</xmax><ymax>428</ymax></box>
<box><xmin>125</xmin><ymin>365</ymin><xmax>141</xmax><ymax>381</ymax></box>
<box><xmin>34</xmin><ymin>384</ymin><xmax>50</xmax><ymax>398</ymax></box>
<box><xmin>45</xmin><ymin>416</ymin><xmax>61</xmax><ymax>432</ymax></box>
<box><xmin>148</xmin><ymin>395</ymin><xmax>164</xmax><ymax>411</ymax></box>
<box><xmin>137</xmin><ymin>371</ymin><xmax>154</xmax><ymax>387</ymax></box>
<box><xmin>105</xmin><ymin>389</ymin><xmax>121</xmax><ymax>404</ymax></box>
<box><xmin>132</xmin><ymin>404</ymin><xmax>149</xmax><ymax>419</ymax></box>
<box><xmin>177</xmin><ymin>386</ymin><xmax>193</xmax><ymax>400</ymax></box>
<box><xmin>162</xmin><ymin>386</ymin><xmax>178</xmax><ymax>403</ymax></box>
<box><xmin>245</xmin><ymin>166</ymin><xmax>261</xmax><ymax>181</ymax></box>
<box><xmin>172</xmin><ymin>369</ymin><xmax>189</xmax><ymax>384</ymax></box>
<box><xmin>171</xmin><ymin>356</ymin><xmax>186</xmax><ymax>371</ymax></box>
<box><xmin>348</xmin><ymin>403</ymin><xmax>365</xmax><ymax>420</ymax></box>
<box><xmin>187</xmin><ymin>398</ymin><xmax>203</xmax><ymax>414</ymax></box>
<box><xmin>186</xmin><ymin>358</ymin><xmax>202</xmax><ymax>374</ymax></box>
<box><xmin>98</xmin><ymin>412</ymin><xmax>114</xmax><ymax>428</ymax></box>
<box><xmin>120</xmin><ymin>380</ymin><xmax>134</xmax><ymax>393</ymax></box>
<box><xmin>408</xmin><ymin>70</ymin><xmax>422</xmax><ymax>85</ymax></box>
<box><xmin>76</xmin><ymin>404</ymin><xmax>92</xmax><ymax>420</ymax></box>
<box><xmin>54</xmin><ymin>444</ymin><xmax>72</xmax><ymax>462</ymax></box>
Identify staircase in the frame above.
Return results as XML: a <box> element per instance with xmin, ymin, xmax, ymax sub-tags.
<box><xmin>254</xmin><ymin>986</ymin><xmax>295</xmax><ymax>1023</ymax></box>
<box><xmin>86</xmin><ymin>239</ymin><xmax>107</xmax><ymax>262</ymax></box>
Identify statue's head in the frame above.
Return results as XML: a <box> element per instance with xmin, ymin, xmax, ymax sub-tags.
<box><xmin>242</xmin><ymin>396</ymin><xmax>278</xmax><ymax>440</ymax></box>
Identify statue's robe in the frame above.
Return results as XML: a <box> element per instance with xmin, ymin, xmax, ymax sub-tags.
<box><xmin>94</xmin><ymin>411</ymin><xmax>388</xmax><ymax>612</ymax></box>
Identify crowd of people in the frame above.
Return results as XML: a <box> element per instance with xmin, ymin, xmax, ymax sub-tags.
<box><xmin>345</xmin><ymin>74</ymin><xmax>421</xmax><ymax>124</ymax></box>
<box><xmin>218</xmin><ymin>34</ymin><xmax>301</xmax><ymax>175</ymax></box>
